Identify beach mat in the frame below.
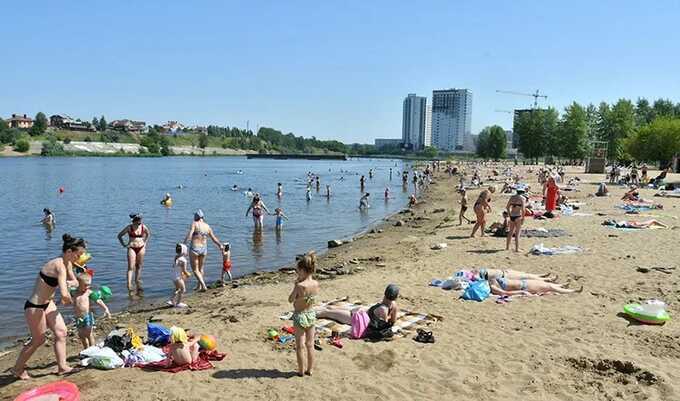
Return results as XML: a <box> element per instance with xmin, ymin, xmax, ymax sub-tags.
<box><xmin>281</xmin><ymin>299</ymin><xmax>439</xmax><ymax>338</ymax></box>
<box><xmin>521</xmin><ymin>228</ymin><xmax>569</xmax><ymax>238</ymax></box>
<box><xmin>139</xmin><ymin>350</ymin><xmax>226</xmax><ymax>373</ymax></box>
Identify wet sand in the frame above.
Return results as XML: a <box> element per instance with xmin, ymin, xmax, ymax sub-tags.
<box><xmin>2</xmin><ymin>166</ymin><xmax>679</xmax><ymax>401</ymax></box>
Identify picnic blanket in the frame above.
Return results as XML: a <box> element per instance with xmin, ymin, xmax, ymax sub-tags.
<box><xmin>521</xmin><ymin>228</ymin><xmax>569</xmax><ymax>238</ymax></box>
<box><xmin>530</xmin><ymin>243</ymin><xmax>582</xmax><ymax>256</ymax></box>
<box><xmin>281</xmin><ymin>299</ymin><xmax>439</xmax><ymax>338</ymax></box>
<box><xmin>139</xmin><ymin>350</ymin><xmax>226</xmax><ymax>373</ymax></box>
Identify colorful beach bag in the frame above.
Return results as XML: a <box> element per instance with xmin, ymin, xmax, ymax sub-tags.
<box><xmin>461</xmin><ymin>279</ymin><xmax>490</xmax><ymax>302</ymax></box>
<box><xmin>350</xmin><ymin>310</ymin><xmax>370</xmax><ymax>339</ymax></box>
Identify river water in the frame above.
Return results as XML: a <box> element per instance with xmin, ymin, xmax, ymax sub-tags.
<box><xmin>0</xmin><ymin>156</ymin><xmax>413</xmax><ymax>346</ymax></box>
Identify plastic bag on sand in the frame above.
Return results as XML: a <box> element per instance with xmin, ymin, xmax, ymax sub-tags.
<box><xmin>80</xmin><ymin>346</ymin><xmax>124</xmax><ymax>369</ymax></box>
<box><xmin>461</xmin><ymin>280</ymin><xmax>490</xmax><ymax>302</ymax></box>
<box><xmin>147</xmin><ymin>323</ymin><xmax>171</xmax><ymax>346</ymax></box>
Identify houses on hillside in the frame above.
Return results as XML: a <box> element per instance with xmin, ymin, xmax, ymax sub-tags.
<box><xmin>109</xmin><ymin>119</ymin><xmax>147</xmax><ymax>134</ymax></box>
<box><xmin>49</xmin><ymin>114</ymin><xmax>96</xmax><ymax>131</ymax></box>
<box><xmin>6</xmin><ymin>114</ymin><xmax>33</xmax><ymax>129</ymax></box>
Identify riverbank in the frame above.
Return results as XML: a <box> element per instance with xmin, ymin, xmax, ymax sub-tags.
<box><xmin>2</xmin><ymin>167</ymin><xmax>679</xmax><ymax>401</ymax></box>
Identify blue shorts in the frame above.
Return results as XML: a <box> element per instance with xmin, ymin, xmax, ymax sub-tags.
<box><xmin>76</xmin><ymin>312</ymin><xmax>95</xmax><ymax>328</ymax></box>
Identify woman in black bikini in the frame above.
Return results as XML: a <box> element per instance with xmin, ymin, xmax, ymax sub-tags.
<box><xmin>506</xmin><ymin>190</ymin><xmax>526</xmax><ymax>252</ymax></box>
<box><xmin>470</xmin><ymin>186</ymin><xmax>495</xmax><ymax>237</ymax></box>
<box><xmin>13</xmin><ymin>234</ymin><xmax>86</xmax><ymax>380</ymax></box>
<box><xmin>117</xmin><ymin>213</ymin><xmax>151</xmax><ymax>296</ymax></box>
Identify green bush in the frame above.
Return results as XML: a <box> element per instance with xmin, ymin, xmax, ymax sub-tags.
<box><xmin>63</xmin><ymin>137</ymin><xmax>72</xmax><ymax>144</ymax></box>
<box><xmin>41</xmin><ymin>137</ymin><xmax>65</xmax><ymax>156</ymax></box>
<box><xmin>14</xmin><ymin>139</ymin><xmax>30</xmax><ymax>152</ymax></box>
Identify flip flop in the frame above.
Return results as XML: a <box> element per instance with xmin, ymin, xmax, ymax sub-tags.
<box><xmin>413</xmin><ymin>329</ymin><xmax>435</xmax><ymax>344</ymax></box>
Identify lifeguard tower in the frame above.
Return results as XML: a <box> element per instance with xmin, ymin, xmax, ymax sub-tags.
<box><xmin>585</xmin><ymin>141</ymin><xmax>608</xmax><ymax>173</ymax></box>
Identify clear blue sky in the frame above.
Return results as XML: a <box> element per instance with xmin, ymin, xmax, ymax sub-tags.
<box><xmin>2</xmin><ymin>1</ymin><xmax>679</xmax><ymax>143</ymax></box>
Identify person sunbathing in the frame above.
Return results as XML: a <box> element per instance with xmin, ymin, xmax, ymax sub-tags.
<box><xmin>315</xmin><ymin>284</ymin><xmax>400</xmax><ymax>340</ymax></box>
<box><xmin>489</xmin><ymin>276</ymin><xmax>582</xmax><ymax>296</ymax></box>
<box><xmin>602</xmin><ymin>219</ymin><xmax>668</xmax><ymax>229</ymax></box>
<box><xmin>621</xmin><ymin>187</ymin><xmax>641</xmax><ymax>202</ymax></box>
<box><xmin>471</xmin><ymin>268</ymin><xmax>557</xmax><ymax>282</ymax></box>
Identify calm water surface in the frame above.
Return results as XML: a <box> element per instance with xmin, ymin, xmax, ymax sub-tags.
<box><xmin>0</xmin><ymin>156</ymin><xmax>413</xmax><ymax>346</ymax></box>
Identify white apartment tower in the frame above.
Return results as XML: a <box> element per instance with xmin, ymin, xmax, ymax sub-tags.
<box><xmin>424</xmin><ymin>103</ymin><xmax>432</xmax><ymax>147</ymax></box>
<box><xmin>402</xmin><ymin>94</ymin><xmax>427</xmax><ymax>150</ymax></box>
<box><xmin>431</xmin><ymin>89</ymin><xmax>472</xmax><ymax>151</ymax></box>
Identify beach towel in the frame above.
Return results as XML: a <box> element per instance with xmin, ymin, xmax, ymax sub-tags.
<box><xmin>139</xmin><ymin>350</ymin><xmax>226</xmax><ymax>373</ymax></box>
<box><xmin>521</xmin><ymin>228</ymin><xmax>569</xmax><ymax>238</ymax></box>
<box><xmin>654</xmin><ymin>190</ymin><xmax>680</xmax><ymax>198</ymax></box>
<box><xmin>530</xmin><ymin>243</ymin><xmax>582</xmax><ymax>256</ymax></box>
<box><xmin>282</xmin><ymin>299</ymin><xmax>438</xmax><ymax>338</ymax></box>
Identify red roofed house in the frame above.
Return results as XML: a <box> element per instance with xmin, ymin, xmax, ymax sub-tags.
<box><xmin>7</xmin><ymin>114</ymin><xmax>33</xmax><ymax>129</ymax></box>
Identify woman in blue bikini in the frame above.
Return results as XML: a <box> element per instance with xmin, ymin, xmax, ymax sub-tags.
<box><xmin>184</xmin><ymin>210</ymin><xmax>223</xmax><ymax>292</ymax></box>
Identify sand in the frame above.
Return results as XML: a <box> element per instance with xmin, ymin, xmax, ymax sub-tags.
<box><xmin>2</xmin><ymin>165</ymin><xmax>679</xmax><ymax>401</ymax></box>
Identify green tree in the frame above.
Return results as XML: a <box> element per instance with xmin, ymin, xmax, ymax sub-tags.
<box><xmin>99</xmin><ymin>116</ymin><xmax>107</xmax><ymax>132</ymax></box>
<box><xmin>29</xmin><ymin>112</ymin><xmax>48</xmax><ymax>136</ymax></box>
<box><xmin>477</xmin><ymin>125</ymin><xmax>507</xmax><ymax>159</ymax></box>
<box><xmin>652</xmin><ymin>99</ymin><xmax>676</xmax><ymax>118</ymax></box>
<box><xmin>418</xmin><ymin>146</ymin><xmax>438</xmax><ymax>159</ymax></box>
<box><xmin>608</xmin><ymin>99</ymin><xmax>636</xmax><ymax>160</ymax></box>
<box><xmin>625</xmin><ymin>118</ymin><xmax>680</xmax><ymax>164</ymax></box>
<box><xmin>14</xmin><ymin>138</ymin><xmax>30</xmax><ymax>152</ymax></box>
<box><xmin>558</xmin><ymin>102</ymin><xmax>590</xmax><ymax>161</ymax></box>
<box><xmin>198</xmin><ymin>133</ymin><xmax>209</xmax><ymax>149</ymax></box>
<box><xmin>92</xmin><ymin>117</ymin><xmax>100</xmax><ymax>131</ymax></box>
<box><xmin>516</xmin><ymin>108</ymin><xmax>558</xmax><ymax>162</ymax></box>
<box><xmin>585</xmin><ymin>103</ymin><xmax>599</xmax><ymax>140</ymax></box>
<box><xmin>635</xmin><ymin>98</ymin><xmax>654</xmax><ymax>126</ymax></box>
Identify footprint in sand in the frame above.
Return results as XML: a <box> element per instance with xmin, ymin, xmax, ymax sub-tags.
<box><xmin>352</xmin><ymin>349</ymin><xmax>397</xmax><ymax>371</ymax></box>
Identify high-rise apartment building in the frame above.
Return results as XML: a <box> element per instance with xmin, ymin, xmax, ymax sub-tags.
<box><xmin>424</xmin><ymin>103</ymin><xmax>432</xmax><ymax>147</ymax></box>
<box><xmin>402</xmin><ymin>94</ymin><xmax>427</xmax><ymax>150</ymax></box>
<box><xmin>431</xmin><ymin>89</ymin><xmax>472</xmax><ymax>151</ymax></box>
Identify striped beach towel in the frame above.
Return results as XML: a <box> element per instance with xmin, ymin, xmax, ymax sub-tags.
<box><xmin>281</xmin><ymin>298</ymin><xmax>439</xmax><ymax>338</ymax></box>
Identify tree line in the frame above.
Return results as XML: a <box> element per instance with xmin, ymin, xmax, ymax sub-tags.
<box><xmin>514</xmin><ymin>98</ymin><xmax>680</xmax><ymax>165</ymax></box>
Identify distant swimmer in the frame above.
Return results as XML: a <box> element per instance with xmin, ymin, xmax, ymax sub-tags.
<box><xmin>161</xmin><ymin>193</ymin><xmax>173</xmax><ymax>206</ymax></box>
<box><xmin>324</xmin><ymin>185</ymin><xmax>331</xmax><ymax>198</ymax></box>
<box><xmin>41</xmin><ymin>208</ymin><xmax>55</xmax><ymax>231</ymax></box>
<box><xmin>384</xmin><ymin>187</ymin><xmax>390</xmax><ymax>200</ymax></box>
<box><xmin>176</xmin><ymin>184</ymin><xmax>184</xmax><ymax>189</ymax></box>
<box><xmin>244</xmin><ymin>187</ymin><xmax>254</xmax><ymax>198</ymax></box>
<box><xmin>306</xmin><ymin>186</ymin><xmax>312</xmax><ymax>201</ymax></box>
<box><xmin>235</xmin><ymin>170</ymin><xmax>244</xmax><ymax>175</ymax></box>
<box><xmin>231</xmin><ymin>185</ymin><xmax>239</xmax><ymax>191</ymax></box>
<box><xmin>276</xmin><ymin>182</ymin><xmax>283</xmax><ymax>198</ymax></box>
<box><xmin>359</xmin><ymin>193</ymin><xmax>370</xmax><ymax>209</ymax></box>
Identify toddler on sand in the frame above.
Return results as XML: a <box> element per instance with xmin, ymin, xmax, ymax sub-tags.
<box><xmin>73</xmin><ymin>273</ymin><xmax>111</xmax><ymax>349</ymax></box>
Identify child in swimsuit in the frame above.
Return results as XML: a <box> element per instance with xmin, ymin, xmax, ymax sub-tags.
<box><xmin>220</xmin><ymin>242</ymin><xmax>233</xmax><ymax>284</ymax></box>
<box><xmin>288</xmin><ymin>252</ymin><xmax>320</xmax><ymax>377</ymax></box>
<box><xmin>273</xmin><ymin>208</ymin><xmax>288</xmax><ymax>230</ymax></box>
<box><xmin>73</xmin><ymin>272</ymin><xmax>111</xmax><ymax>349</ymax></box>
<box><xmin>168</xmin><ymin>326</ymin><xmax>200</xmax><ymax>366</ymax></box>
<box><xmin>168</xmin><ymin>243</ymin><xmax>190</xmax><ymax>307</ymax></box>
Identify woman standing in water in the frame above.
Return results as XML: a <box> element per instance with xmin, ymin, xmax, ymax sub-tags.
<box><xmin>13</xmin><ymin>234</ymin><xmax>86</xmax><ymax>380</ymax></box>
<box><xmin>117</xmin><ymin>213</ymin><xmax>151</xmax><ymax>296</ymax></box>
<box><xmin>184</xmin><ymin>209</ymin><xmax>223</xmax><ymax>292</ymax></box>
<box><xmin>246</xmin><ymin>193</ymin><xmax>271</xmax><ymax>229</ymax></box>
<box><xmin>41</xmin><ymin>208</ymin><xmax>55</xmax><ymax>232</ymax></box>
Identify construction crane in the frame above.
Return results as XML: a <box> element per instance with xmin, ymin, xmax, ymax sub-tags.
<box><xmin>496</xmin><ymin>89</ymin><xmax>547</xmax><ymax>108</ymax></box>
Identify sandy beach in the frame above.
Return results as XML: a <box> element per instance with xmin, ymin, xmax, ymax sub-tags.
<box><xmin>2</xmin><ymin>165</ymin><xmax>679</xmax><ymax>401</ymax></box>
